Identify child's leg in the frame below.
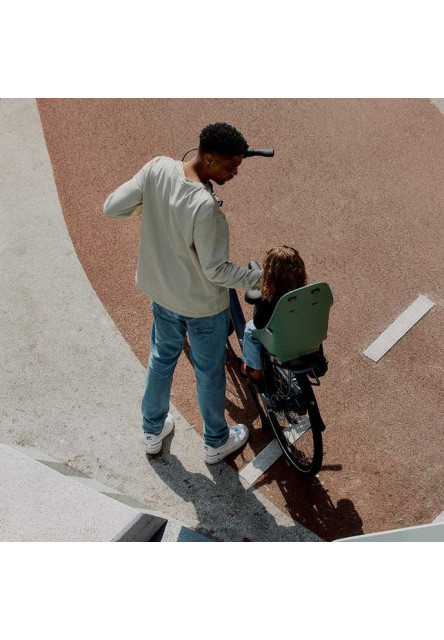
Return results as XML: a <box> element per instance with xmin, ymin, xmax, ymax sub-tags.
<box><xmin>241</xmin><ymin>320</ymin><xmax>263</xmax><ymax>378</ymax></box>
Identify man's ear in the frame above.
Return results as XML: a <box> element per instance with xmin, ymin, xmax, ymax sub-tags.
<box><xmin>204</xmin><ymin>153</ymin><xmax>213</xmax><ymax>167</ymax></box>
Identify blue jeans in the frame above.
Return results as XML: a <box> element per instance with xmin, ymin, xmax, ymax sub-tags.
<box><xmin>141</xmin><ymin>301</ymin><xmax>231</xmax><ymax>448</ymax></box>
<box><xmin>242</xmin><ymin>319</ymin><xmax>263</xmax><ymax>370</ymax></box>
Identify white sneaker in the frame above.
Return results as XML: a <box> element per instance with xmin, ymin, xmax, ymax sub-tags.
<box><xmin>144</xmin><ymin>413</ymin><xmax>175</xmax><ymax>454</ymax></box>
<box><xmin>204</xmin><ymin>424</ymin><xmax>249</xmax><ymax>464</ymax></box>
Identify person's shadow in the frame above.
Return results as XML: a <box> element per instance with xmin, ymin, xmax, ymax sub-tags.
<box><xmin>170</xmin><ymin>336</ymin><xmax>364</xmax><ymax>541</ymax></box>
<box><xmin>147</xmin><ymin>438</ymin><xmax>362</xmax><ymax>541</ymax></box>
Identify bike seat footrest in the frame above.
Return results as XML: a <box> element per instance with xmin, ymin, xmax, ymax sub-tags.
<box><xmin>280</xmin><ymin>351</ymin><xmax>328</xmax><ymax>376</ymax></box>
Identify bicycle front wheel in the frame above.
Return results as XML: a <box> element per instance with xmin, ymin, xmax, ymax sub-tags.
<box><xmin>268</xmin><ymin>370</ymin><xmax>323</xmax><ymax>477</ymax></box>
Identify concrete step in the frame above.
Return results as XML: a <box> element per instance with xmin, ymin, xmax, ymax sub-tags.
<box><xmin>335</xmin><ymin>514</ymin><xmax>444</xmax><ymax>542</ymax></box>
<box><xmin>0</xmin><ymin>444</ymin><xmax>214</xmax><ymax>542</ymax></box>
<box><xmin>148</xmin><ymin>519</ymin><xmax>215</xmax><ymax>542</ymax></box>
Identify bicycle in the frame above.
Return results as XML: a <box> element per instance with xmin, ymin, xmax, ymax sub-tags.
<box><xmin>227</xmin><ymin>272</ymin><xmax>333</xmax><ymax>477</ymax></box>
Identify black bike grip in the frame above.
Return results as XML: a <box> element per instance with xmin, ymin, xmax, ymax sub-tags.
<box><xmin>244</xmin><ymin>148</ymin><xmax>274</xmax><ymax>158</ymax></box>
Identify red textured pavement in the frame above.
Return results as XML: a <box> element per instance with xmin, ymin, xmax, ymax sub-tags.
<box><xmin>37</xmin><ymin>99</ymin><xmax>444</xmax><ymax>540</ymax></box>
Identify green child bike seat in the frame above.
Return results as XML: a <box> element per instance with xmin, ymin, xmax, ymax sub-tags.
<box><xmin>252</xmin><ymin>282</ymin><xmax>334</xmax><ymax>363</ymax></box>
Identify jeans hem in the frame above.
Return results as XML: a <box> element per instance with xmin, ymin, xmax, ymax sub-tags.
<box><xmin>242</xmin><ymin>355</ymin><xmax>262</xmax><ymax>371</ymax></box>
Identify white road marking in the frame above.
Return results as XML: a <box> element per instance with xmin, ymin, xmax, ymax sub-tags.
<box><xmin>240</xmin><ymin>439</ymin><xmax>283</xmax><ymax>484</ymax></box>
<box><xmin>363</xmin><ymin>295</ymin><xmax>435</xmax><ymax>362</ymax></box>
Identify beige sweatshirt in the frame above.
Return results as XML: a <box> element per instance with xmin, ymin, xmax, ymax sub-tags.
<box><xmin>103</xmin><ymin>156</ymin><xmax>262</xmax><ymax>317</ymax></box>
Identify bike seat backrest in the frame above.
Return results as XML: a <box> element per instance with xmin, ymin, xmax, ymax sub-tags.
<box><xmin>252</xmin><ymin>282</ymin><xmax>333</xmax><ymax>362</ymax></box>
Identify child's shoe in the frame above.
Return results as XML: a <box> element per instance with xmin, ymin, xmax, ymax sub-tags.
<box><xmin>240</xmin><ymin>362</ymin><xmax>263</xmax><ymax>380</ymax></box>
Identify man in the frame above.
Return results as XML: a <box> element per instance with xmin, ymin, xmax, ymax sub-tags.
<box><xmin>104</xmin><ymin>122</ymin><xmax>262</xmax><ymax>463</ymax></box>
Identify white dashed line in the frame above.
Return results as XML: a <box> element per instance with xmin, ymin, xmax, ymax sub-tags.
<box><xmin>240</xmin><ymin>439</ymin><xmax>283</xmax><ymax>484</ymax></box>
<box><xmin>364</xmin><ymin>295</ymin><xmax>435</xmax><ymax>362</ymax></box>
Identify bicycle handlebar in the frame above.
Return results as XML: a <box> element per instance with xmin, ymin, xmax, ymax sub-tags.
<box><xmin>182</xmin><ymin>148</ymin><xmax>274</xmax><ymax>162</ymax></box>
<box><xmin>244</xmin><ymin>149</ymin><xmax>274</xmax><ymax>158</ymax></box>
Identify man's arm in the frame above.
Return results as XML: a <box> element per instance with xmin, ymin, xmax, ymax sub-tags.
<box><xmin>193</xmin><ymin>202</ymin><xmax>262</xmax><ymax>291</ymax></box>
<box><xmin>103</xmin><ymin>162</ymin><xmax>151</xmax><ymax>220</ymax></box>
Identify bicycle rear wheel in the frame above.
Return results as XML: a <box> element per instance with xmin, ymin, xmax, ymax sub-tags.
<box><xmin>268</xmin><ymin>367</ymin><xmax>323</xmax><ymax>477</ymax></box>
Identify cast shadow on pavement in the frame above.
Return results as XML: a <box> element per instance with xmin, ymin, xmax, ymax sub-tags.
<box><xmin>147</xmin><ymin>442</ymin><xmax>316</xmax><ymax>541</ymax></box>
<box><xmin>146</xmin><ymin>437</ymin><xmax>363</xmax><ymax>542</ymax></box>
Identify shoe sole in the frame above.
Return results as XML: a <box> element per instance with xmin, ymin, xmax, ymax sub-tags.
<box><xmin>144</xmin><ymin>442</ymin><xmax>163</xmax><ymax>455</ymax></box>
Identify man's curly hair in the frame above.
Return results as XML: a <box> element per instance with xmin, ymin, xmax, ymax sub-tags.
<box><xmin>199</xmin><ymin>123</ymin><xmax>248</xmax><ymax>157</ymax></box>
<box><xmin>262</xmin><ymin>246</ymin><xmax>308</xmax><ymax>302</ymax></box>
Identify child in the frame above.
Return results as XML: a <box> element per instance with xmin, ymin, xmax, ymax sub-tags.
<box><xmin>241</xmin><ymin>246</ymin><xmax>308</xmax><ymax>380</ymax></box>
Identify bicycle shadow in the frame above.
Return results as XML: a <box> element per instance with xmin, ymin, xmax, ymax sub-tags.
<box><xmin>224</xmin><ymin>345</ymin><xmax>364</xmax><ymax>542</ymax></box>
<box><xmin>253</xmin><ymin>467</ymin><xmax>363</xmax><ymax>541</ymax></box>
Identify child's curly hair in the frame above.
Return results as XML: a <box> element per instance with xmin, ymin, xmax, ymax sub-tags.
<box><xmin>262</xmin><ymin>246</ymin><xmax>307</xmax><ymax>302</ymax></box>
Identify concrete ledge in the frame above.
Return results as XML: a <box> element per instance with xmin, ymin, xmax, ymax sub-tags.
<box><xmin>0</xmin><ymin>444</ymin><xmax>167</xmax><ymax>542</ymax></box>
<box><xmin>113</xmin><ymin>513</ymin><xmax>167</xmax><ymax>542</ymax></box>
<box><xmin>2</xmin><ymin>443</ymin><xmax>214</xmax><ymax>542</ymax></box>
<box><xmin>336</xmin><ymin>520</ymin><xmax>444</xmax><ymax>542</ymax></box>
<box><xmin>149</xmin><ymin>519</ymin><xmax>215</xmax><ymax>542</ymax></box>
